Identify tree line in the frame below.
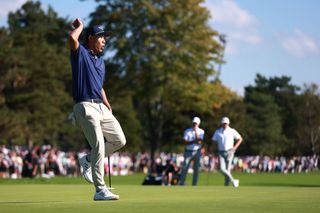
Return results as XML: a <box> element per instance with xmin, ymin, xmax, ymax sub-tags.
<box><xmin>0</xmin><ymin>1</ymin><xmax>319</xmax><ymax>158</ymax></box>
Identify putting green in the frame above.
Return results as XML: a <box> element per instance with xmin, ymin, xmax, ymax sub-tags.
<box><xmin>0</xmin><ymin>172</ymin><xmax>319</xmax><ymax>213</ymax></box>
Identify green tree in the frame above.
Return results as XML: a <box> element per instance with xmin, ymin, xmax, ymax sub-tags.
<box><xmin>256</xmin><ymin>75</ymin><xmax>301</xmax><ymax>154</ymax></box>
<box><xmin>0</xmin><ymin>2</ymin><xmax>75</xmax><ymax>148</ymax></box>
<box><xmin>296</xmin><ymin>84</ymin><xmax>320</xmax><ymax>154</ymax></box>
<box><xmin>244</xmin><ymin>74</ymin><xmax>289</xmax><ymax>156</ymax></box>
<box><xmin>245</xmin><ymin>90</ymin><xmax>285</xmax><ymax>155</ymax></box>
<box><xmin>103</xmin><ymin>67</ymin><xmax>144</xmax><ymax>152</ymax></box>
<box><xmin>88</xmin><ymin>0</ymin><xmax>228</xmax><ymax>166</ymax></box>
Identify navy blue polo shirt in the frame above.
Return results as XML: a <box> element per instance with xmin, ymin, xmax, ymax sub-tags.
<box><xmin>70</xmin><ymin>44</ymin><xmax>106</xmax><ymax>103</ymax></box>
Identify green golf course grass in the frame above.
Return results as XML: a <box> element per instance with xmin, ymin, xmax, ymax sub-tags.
<box><xmin>0</xmin><ymin>172</ymin><xmax>319</xmax><ymax>213</ymax></box>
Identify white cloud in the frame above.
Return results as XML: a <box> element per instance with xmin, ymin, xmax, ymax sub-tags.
<box><xmin>204</xmin><ymin>0</ymin><xmax>262</xmax><ymax>55</ymax></box>
<box><xmin>207</xmin><ymin>0</ymin><xmax>258</xmax><ymax>28</ymax></box>
<box><xmin>281</xmin><ymin>29</ymin><xmax>319</xmax><ymax>58</ymax></box>
<box><xmin>230</xmin><ymin>31</ymin><xmax>261</xmax><ymax>45</ymax></box>
<box><xmin>0</xmin><ymin>0</ymin><xmax>26</xmax><ymax>18</ymax></box>
<box><xmin>225</xmin><ymin>43</ymin><xmax>238</xmax><ymax>55</ymax></box>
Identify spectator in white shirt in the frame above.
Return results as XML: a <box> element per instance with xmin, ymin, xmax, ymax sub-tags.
<box><xmin>179</xmin><ymin>117</ymin><xmax>204</xmax><ymax>186</ymax></box>
<box><xmin>211</xmin><ymin>117</ymin><xmax>242</xmax><ymax>187</ymax></box>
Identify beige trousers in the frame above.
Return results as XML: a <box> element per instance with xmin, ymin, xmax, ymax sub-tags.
<box><xmin>73</xmin><ymin>102</ymin><xmax>126</xmax><ymax>191</ymax></box>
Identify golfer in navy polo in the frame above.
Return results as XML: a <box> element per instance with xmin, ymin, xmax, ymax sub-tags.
<box><xmin>69</xmin><ymin>18</ymin><xmax>126</xmax><ymax>201</ymax></box>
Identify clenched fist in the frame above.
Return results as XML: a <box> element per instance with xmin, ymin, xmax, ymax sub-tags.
<box><xmin>72</xmin><ymin>18</ymin><xmax>83</xmax><ymax>29</ymax></box>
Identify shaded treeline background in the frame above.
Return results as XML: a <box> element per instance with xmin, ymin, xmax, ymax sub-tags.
<box><xmin>0</xmin><ymin>1</ymin><xmax>319</xmax><ymax>160</ymax></box>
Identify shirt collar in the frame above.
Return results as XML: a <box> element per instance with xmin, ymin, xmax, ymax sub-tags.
<box><xmin>84</xmin><ymin>45</ymin><xmax>100</xmax><ymax>58</ymax></box>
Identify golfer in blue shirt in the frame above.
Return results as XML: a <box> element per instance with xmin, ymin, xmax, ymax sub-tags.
<box><xmin>69</xmin><ymin>18</ymin><xmax>126</xmax><ymax>201</ymax></box>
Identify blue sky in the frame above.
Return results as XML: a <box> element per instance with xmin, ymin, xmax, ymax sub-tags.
<box><xmin>1</xmin><ymin>0</ymin><xmax>319</xmax><ymax>95</ymax></box>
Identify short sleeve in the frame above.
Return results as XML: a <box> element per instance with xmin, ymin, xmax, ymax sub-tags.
<box><xmin>200</xmin><ymin>129</ymin><xmax>205</xmax><ymax>140</ymax></box>
<box><xmin>211</xmin><ymin>131</ymin><xmax>217</xmax><ymax>141</ymax></box>
<box><xmin>70</xmin><ymin>44</ymin><xmax>83</xmax><ymax>61</ymax></box>
<box><xmin>233</xmin><ymin>129</ymin><xmax>241</xmax><ymax>140</ymax></box>
<box><xmin>183</xmin><ymin>129</ymin><xmax>188</xmax><ymax>141</ymax></box>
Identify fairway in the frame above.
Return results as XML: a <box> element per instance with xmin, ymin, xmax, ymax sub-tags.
<box><xmin>0</xmin><ymin>172</ymin><xmax>320</xmax><ymax>213</ymax></box>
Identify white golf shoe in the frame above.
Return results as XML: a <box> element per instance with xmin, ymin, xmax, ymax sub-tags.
<box><xmin>79</xmin><ymin>155</ymin><xmax>93</xmax><ymax>184</ymax></box>
<box><xmin>94</xmin><ymin>188</ymin><xmax>119</xmax><ymax>201</ymax></box>
<box><xmin>233</xmin><ymin>179</ymin><xmax>239</xmax><ymax>188</ymax></box>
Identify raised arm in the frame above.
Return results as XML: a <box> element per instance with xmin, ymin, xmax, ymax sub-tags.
<box><xmin>183</xmin><ymin>128</ymin><xmax>202</xmax><ymax>145</ymax></box>
<box><xmin>69</xmin><ymin>18</ymin><xmax>84</xmax><ymax>51</ymax></box>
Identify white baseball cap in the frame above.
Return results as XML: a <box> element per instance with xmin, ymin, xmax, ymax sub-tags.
<box><xmin>192</xmin><ymin>117</ymin><xmax>201</xmax><ymax>125</ymax></box>
<box><xmin>221</xmin><ymin>117</ymin><xmax>230</xmax><ymax>124</ymax></box>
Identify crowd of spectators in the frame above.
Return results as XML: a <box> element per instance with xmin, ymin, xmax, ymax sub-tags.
<box><xmin>0</xmin><ymin>144</ymin><xmax>79</xmax><ymax>179</ymax></box>
<box><xmin>0</xmin><ymin>144</ymin><xmax>318</xmax><ymax>180</ymax></box>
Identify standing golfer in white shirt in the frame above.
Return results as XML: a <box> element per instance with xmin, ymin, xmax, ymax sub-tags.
<box><xmin>179</xmin><ymin>117</ymin><xmax>204</xmax><ymax>186</ymax></box>
<box><xmin>211</xmin><ymin>117</ymin><xmax>242</xmax><ymax>187</ymax></box>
